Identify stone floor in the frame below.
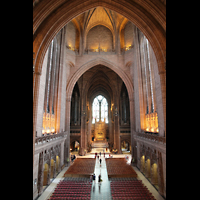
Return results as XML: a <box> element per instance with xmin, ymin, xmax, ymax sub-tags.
<box><xmin>91</xmin><ymin>156</ymin><xmax>112</xmax><ymax>200</ymax></box>
<box><xmin>36</xmin><ymin>154</ymin><xmax>165</xmax><ymax>200</ymax></box>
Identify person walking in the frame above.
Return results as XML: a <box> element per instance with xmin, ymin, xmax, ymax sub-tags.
<box><xmin>98</xmin><ymin>174</ymin><xmax>101</xmax><ymax>183</ymax></box>
<box><xmin>99</xmin><ymin>158</ymin><xmax>102</xmax><ymax>165</ymax></box>
<box><xmin>93</xmin><ymin>173</ymin><xmax>96</xmax><ymax>183</ymax></box>
<box><xmin>90</xmin><ymin>174</ymin><xmax>93</xmax><ymax>183</ymax></box>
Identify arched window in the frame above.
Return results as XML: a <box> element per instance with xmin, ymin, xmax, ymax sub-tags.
<box><xmin>92</xmin><ymin>95</ymin><xmax>108</xmax><ymax>124</ymax></box>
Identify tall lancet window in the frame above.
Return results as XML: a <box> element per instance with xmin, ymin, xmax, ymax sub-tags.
<box><xmin>92</xmin><ymin>95</ymin><xmax>108</xmax><ymax>124</ymax></box>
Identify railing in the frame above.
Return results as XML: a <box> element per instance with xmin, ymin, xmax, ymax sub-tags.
<box><xmin>136</xmin><ymin>132</ymin><xmax>166</xmax><ymax>144</ymax></box>
<box><xmin>84</xmin><ymin>47</ymin><xmax>115</xmax><ymax>55</ymax></box>
<box><xmin>35</xmin><ymin>132</ymin><xmax>66</xmax><ymax>145</ymax></box>
<box><xmin>66</xmin><ymin>45</ymin><xmax>79</xmax><ymax>55</ymax></box>
<box><xmin>121</xmin><ymin>45</ymin><xmax>134</xmax><ymax>53</ymax></box>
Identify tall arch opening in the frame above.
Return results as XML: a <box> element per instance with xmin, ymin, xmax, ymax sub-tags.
<box><xmin>69</xmin><ymin>64</ymin><xmax>131</xmax><ymax>155</ymax></box>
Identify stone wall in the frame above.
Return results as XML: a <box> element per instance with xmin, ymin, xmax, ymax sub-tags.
<box><xmin>87</xmin><ymin>25</ymin><xmax>113</xmax><ymax>51</ymax></box>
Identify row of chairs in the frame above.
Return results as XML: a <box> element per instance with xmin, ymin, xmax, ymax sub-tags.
<box><xmin>53</xmin><ymin>190</ymin><xmax>91</xmax><ymax>194</ymax></box>
<box><xmin>112</xmin><ymin>197</ymin><xmax>155</xmax><ymax>200</ymax></box>
<box><xmin>63</xmin><ymin>177</ymin><xmax>89</xmax><ymax>181</ymax></box>
<box><xmin>54</xmin><ymin>187</ymin><xmax>90</xmax><ymax>190</ymax></box>
<box><xmin>106</xmin><ymin>158</ymin><xmax>137</xmax><ymax>177</ymax></box>
<box><xmin>58</xmin><ymin>183</ymin><xmax>91</xmax><ymax>186</ymax></box>
<box><xmin>49</xmin><ymin>198</ymin><xmax>90</xmax><ymax>200</ymax></box>
<box><xmin>52</xmin><ymin>194</ymin><xmax>90</xmax><ymax>197</ymax></box>
<box><xmin>57</xmin><ymin>183</ymin><xmax>91</xmax><ymax>187</ymax></box>
<box><xmin>64</xmin><ymin>158</ymin><xmax>95</xmax><ymax>177</ymax></box>
<box><xmin>111</xmin><ymin>180</ymin><xmax>156</xmax><ymax>200</ymax></box>
<box><xmin>48</xmin><ymin>180</ymin><xmax>92</xmax><ymax>200</ymax></box>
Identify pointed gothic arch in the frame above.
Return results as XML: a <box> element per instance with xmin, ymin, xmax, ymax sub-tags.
<box><xmin>33</xmin><ymin>0</ymin><xmax>165</xmax><ymax>75</ymax></box>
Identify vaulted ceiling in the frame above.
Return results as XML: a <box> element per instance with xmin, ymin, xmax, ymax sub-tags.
<box><xmin>72</xmin><ymin>7</ymin><xmax>128</xmax><ymax>35</ymax></box>
<box><xmin>77</xmin><ymin>65</ymin><xmax>123</xmax><ymax>104</ymax></box>
<box><xmin>33</xmin><ymin>0</ymin><xmax>166</xmax><ymax>76</ymax></box>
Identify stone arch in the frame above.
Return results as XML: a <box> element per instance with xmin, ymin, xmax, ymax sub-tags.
<box><xmin>70</xmin><ymin>139</ymin><xmax>80</xmax><ymax>152</ymax></box>
<box><xmin>33</xmin><ymin>0</ymin><xmax>165</xmax><ymax>75</ymax></box>
<box><xmin>65</xmin><ymin>58</ymin><xmax>134</xmax><ymax>135</ymax></box>
<box><xmin>66</xmin><ymin>58</ymin><xmax>134</xmax><ymax>101</ymax></box>
<box><xmin>145</xmin><ymin>158</ymin><xmax>151</xmax><ymax>178</ymax></box>
<box><xmin>140</xmin><ymin>155</ymin><xmax>145</xmax><ymax>173</ymax></box>
<box><xmin>121</xmin><ymin>138</ymin><xmax>131</xmax><ymax>145</ymax></box>
<box><xmin>145</xmin><ymin>147</ymin><xmax>151</xmax><ymax>161</ymax></box>
<box><xmin>51</xmin><ymin>147</ymin><xmax>56</xmax><ymax>161</ymax></box>
<box><xmin>70</xmin><ymin>138</ymin><xmax>80</xmax><ymax>145</ymax></box>
<box><xmin>120</xmin><ymin>139</ymin><xmax>131</xmax><ymax>151</ymax></box>
<box><xmin>151</xmin><ymin>162</ymin><xmax>158</xmax><ymax>185</ymax></box>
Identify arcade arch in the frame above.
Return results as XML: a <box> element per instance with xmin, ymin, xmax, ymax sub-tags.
<box><xmin>70</xmin><ymin>140</ymin><xmax>80</xmax><ymax>152</ymax></box>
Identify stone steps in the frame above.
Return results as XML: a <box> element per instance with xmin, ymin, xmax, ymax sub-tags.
<box><xmin>91</xmin><ymin>142</ymin><xmax>108</xmax><ymax>148</ymax></box>
<box><xmin>90</xmin><ymin>147</ymin><xmax>110</xmax><ymax>154</ymax></box>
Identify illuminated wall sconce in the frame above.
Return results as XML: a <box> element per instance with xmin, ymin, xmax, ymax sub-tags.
<box><xmin>51</xmin><ymin>127</ymin><xmax>55</xmax><ymax>133</ymax></box>
<box><xmin>125</xmin><ymin>45</ymin><xmax>133</xmax><ymax>51</ymax></box>
<box><xmin>46</xmin><ymin>127</ymin><xmax>50</xmax><ymax>134</ymax></box>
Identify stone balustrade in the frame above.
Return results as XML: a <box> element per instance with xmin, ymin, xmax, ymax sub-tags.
<box><xmin>35</xmin><ymin>132</ymin><xmax>66</xmax><ymax>145</ymax></box>
<box><xmin>136</xmin><ymin>132</ymin><xmax>166</xmax><ymax>144</ymax></box>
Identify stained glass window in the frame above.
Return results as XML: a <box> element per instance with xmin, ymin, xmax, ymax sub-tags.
<box><xmin>92</xmin><ymin>97</ymin><xmax>99</xmax><ymax>123</ymax></box>
<box><xmin>92</xmin><ymin>95</ymin><xmax>108</xmax><ymax>123</ymax></box>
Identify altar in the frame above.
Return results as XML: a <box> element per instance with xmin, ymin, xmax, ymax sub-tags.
<box><xmin>90</xmin><ymin>118</ymin><xmax>110</xmax><ymax>154</ymax></box>
<box><xmin>94</xmin><ymin>119</ymin><xmax>106</xmax><ymax>141</ymax></box>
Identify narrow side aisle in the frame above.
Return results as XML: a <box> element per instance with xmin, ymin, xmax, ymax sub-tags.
<box><xmin>37</xmin><ymin>166</ymin><xmax>69</xmax><ymax>200</ymax></box>
<box><xmin>132</xmin><ymin>166</ymin><xmax>165</xmax><ymax>200</ymax></box>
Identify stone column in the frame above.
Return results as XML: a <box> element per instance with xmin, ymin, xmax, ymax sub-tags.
<box><xmin>53</xmin><ymin>160</ymin><xmax>56</xmax><ymax>178</ymax></box>
<box><xmin>74</xmin><ymin>91</ymin><xmax>78</xmax><ymax>125</ymax></box>
<box><xmin>80</xmin><ymin>109</ymin><xmax>87</xmax><ymax>155</ymax></box>
<box><xmin>129</xmin><ymin>97</ymin><xmax>137</xmax><ymax>165</ymax></box>
<box><xmin>33</xmin><ymin>71</ymin><xmax>41</xmax><ymax>167</ymax></box>
<box><xmin>65</xmin><ymin>97</ymin><xmax>71</xmax><ymax>163</ymax></box>
<box><xmin>49</xmin><ymin>38</ymin><xmax>57</xmax><ymax>115</ymax></box>
<box><xmin>157</xmin><ymin>151</ymin><xmax>165</xmax><ymax>196</ymax></box>
<box><xmin>133</xmin><ymin>27</ymin><xmax>143</xmax><ymax>132</ymax></box>
<box><xmin>113</xmin><ymin>107</ymin><xmax>120</xmax><ymax>153</ymax></box>
<box><xmin>122</xmin><ymin>92</ymin><xmax>127</xmax><ymax>123</ymax></box>
<box><xmin>60</xmin><ymin>140</ymin><xmax>64</xmax><ymax>167</ymax></box>
<box><xmin>56</xmin><ymin>28</ymin><xmax>65</xmax><ymax>133</ymax></box>
<box><xmin>99</xmin><ymin>101</ymin><xmax>101</xmax><ymax>121</ymax></box>
<box><xmin>37</xmin><ymin>152</ymin><xmax>44</xmax><ymax>195</ymax></box>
